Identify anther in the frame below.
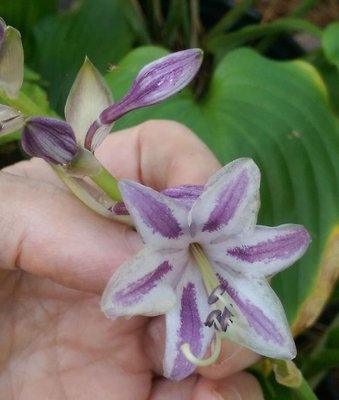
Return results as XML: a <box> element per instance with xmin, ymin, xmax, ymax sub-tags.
<box><xmin>205</xmin><ymin>306</ymin><xmax>233</xmax><ymax>332</ymax></box>
<box><xmin>207</xmin><ymin>285</ymin><xmax>226</xmax><ymax>304</ymax></box>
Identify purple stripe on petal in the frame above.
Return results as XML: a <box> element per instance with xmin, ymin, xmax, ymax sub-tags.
<box><xmin>162</xmin><ymin>185</ymin><xmax>204</xmax><ymax>207</ymax></box>
<box><xmin>203</xmin><ymin>170</ymin><xmax>249</xmax><ymax>232</ymax></box>
<box><xmin>122</xmin><ymin>183</ymin><xmax>183</xmax><ymax>239</ymax></box>
<box><xmin>227</xmin><ymin>228</ymin><xmax>310</xmax><ymax>263</ymax></box>
<box><xmin>115</xmin><ymin>261</ymin><xmax>172</xmax><ymax>306</ymax></box>
<box><xmin>171</xmin><ymin>282</ymin><xmax>203</xmax><ymax>380</ymax></box>
<box><xmin>112</xmin><ymin>201</ymin><xmax>129</xmax><ymax>216</ymax></box>
<box><xmin>218</xmin><ymin>275</ymin><xmax>284</xmax><ymax>345</ymax></box>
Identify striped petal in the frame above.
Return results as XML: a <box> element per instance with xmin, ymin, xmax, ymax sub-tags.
<box><xmin>212</xmin><ymin>224</ymin><xmax>310</xmax><ymax>277</ymax></box>
<box><xmin>163</xmin><ymin>263</ymin><xmax>214</xmax><ymax>380</ymax></box>
<box><xmin>213</xmin><ymin>265</ymin><xmax>296</xmax><ymax>359</ymax></box>
<box><xmin>162</xmin><ymin>184</ymin><xmax>204</xmax><ymax>208</ymax></box>
<box><xmin>189</xmin><ymin>158</ymin><xmax>260</xmax><ymax>243</ymax></box>
<box><xmin>101</xmin><ymin>247</ymin><xmax>187</xmax><ymax>318</ymax></box>
<box><xmin>119</xmin><ymin>180</ymin><xmax>190</xmax><ymax>247</ymax></box>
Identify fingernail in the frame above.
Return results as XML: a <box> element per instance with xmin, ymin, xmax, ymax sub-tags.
<box><xmin>125</xmin><ymin>229</ymin><xmax>144</xmax><ymax>253</ymax></box>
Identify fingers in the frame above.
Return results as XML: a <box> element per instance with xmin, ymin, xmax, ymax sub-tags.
<box><xmin>192</xmin><ymin>372</ymin><xmax>264</xmax><ymax>400</ymax></box>
<box><xmin>149</xmin><ymin>372</ymin><xmax>264</xmax><ymax>400</ymax></box>
<box><xmin>94</xmin><ymin>119</ymin><xmax>221</xmax><ymax>189</ymax></box>
<box><xmin>0</xmin><ymin>170</ymin><xmax>143</xmax><ymax>293</ymax></box>
<box><xmin>0</xmin><ymin>121</ymin><xmax>220</xmax><ymax>293</ymax></box>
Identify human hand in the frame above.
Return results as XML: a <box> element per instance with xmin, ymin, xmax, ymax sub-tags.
<box><xmin>0</xmin><ymin>120</ymin><xmax>263</xmax><ymax>400</ymax></box>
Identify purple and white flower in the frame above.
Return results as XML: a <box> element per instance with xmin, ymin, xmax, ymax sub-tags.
<box><xmin>101</xmin><ymin>158</ymin><xmax>310</xmax><ymax>380</ymax></box>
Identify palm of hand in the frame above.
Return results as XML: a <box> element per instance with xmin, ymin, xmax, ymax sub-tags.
<box><xmin>0</xmin><ymin>271</ymin><xmax>154</xmax><ymax>400</ymax></box>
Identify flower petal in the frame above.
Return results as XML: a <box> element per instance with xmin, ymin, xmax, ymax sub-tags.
<box><xmin>189</xmin><ymin>158</ymin><xmax>260</xmax><ymax>243</ymax></box>
<box><xmin>119</xmin><ymin>180</ymin><xmax>190</xmax><ymax>247</ymax></box>
<box><xmin>0</xmin><ymin>104</ymin><xmax>24</xmax><ymax>137</ymax></box>
<box><xmin>163</xmin><ymin>263</ymin><xmax>214</xmax><ymax>380</ymax></box>
<box><xmin>0</xmin><ymin>25</ymin><xmax>24</xmax><ymax>98</ymax></box>
<box><xmin>101</xmin><ymin>247</ymin><xmax>186</xmax><ymax>318</ymax></box>
<box><xmin>212</xmin><ymin>224</ymin><xmax>310</xmax><ymax>277</ymax></box>
<box><xmin>213</xmin><ymin>266</ymin><xmax>296</xmax><ymax>359</ymax></box>
<box><xmin>162</xmin><ymin>184</ymin><xmax>204</xmax><ymax>208</ymax></box>
<box><xmin>65</xmin><ymin>57</ymin><xmax>113</xmax><ymax>148</ymax></box>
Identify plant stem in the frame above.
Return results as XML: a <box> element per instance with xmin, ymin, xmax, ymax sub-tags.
<box><xmin>205</xmin><ymin>0</ymin><xmax>255</xmax><ymax>40</ymax></box>
<box><xmin>290</xmin><ymin>0</ymin><xmax>319</xmax><ymax>18</ymax></box>
<box><xmin>205</xmin><ymin>18</ymin><xmax>322</xmax><ymax>54</ymax></box>
<box><xmin>90</xmin><ymin>165</ymin><xmax>122</xmax><ymax>201</ymax></box>
<box><xmin>190</xmin><ymin>0</ymin><xmax>200</xmax><ymax>48</ymax></box>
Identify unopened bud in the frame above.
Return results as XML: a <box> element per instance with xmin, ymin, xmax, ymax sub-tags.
<box><xmin>85</xmin><ymin>49</ymin><xmax>203</xmax><ymax>150</ymax></box>
<box><xmin>21</xmin><ymin>117</ymin><xmax>78</xmax><ymax>165</ymax></box>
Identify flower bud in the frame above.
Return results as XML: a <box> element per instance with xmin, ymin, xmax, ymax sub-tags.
<box><xmin>0</xmin><ymin>104</ymin><xmax>24</xmax><ymax>136</ymax></box>
<box><xmin>21</xmin><ymin>117</ymin><xmax>78</xmax><ymax>165</ymax></box>
<box><xmin>0</xmin><ymin>17</ymin><xmax>24</xmax><ymax>98</ymax></box>
<box><xmin>85</xmin><ymin>49</ymin><xmax>203</xmax><ymax>150</ymax></box>
<box><xmin>100</xmin><ymin>49</ymin><xmax>203</xmax><ymax>124</ymax></box>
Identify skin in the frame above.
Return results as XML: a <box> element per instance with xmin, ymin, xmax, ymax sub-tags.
<box><xmin>0</xmin><ymin>120</ymin><xmax>264</xmax><ymax>400</ymax></box>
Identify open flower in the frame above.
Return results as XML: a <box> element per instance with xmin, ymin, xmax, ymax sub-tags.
<box><xmin>101</xmin><ymin>158</ymin><xmax>310</xmax><ymax>380</ymax></box>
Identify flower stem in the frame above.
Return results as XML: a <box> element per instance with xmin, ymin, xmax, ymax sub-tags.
<box><xmin>90</xmin><ymin>165</ymin><xmax>122</xmax><ymax>202</ymax></box>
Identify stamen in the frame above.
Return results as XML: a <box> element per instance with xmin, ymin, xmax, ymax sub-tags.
<box><xmin>208</xmin><ymin>285</ymin><xmax>226</xmax><ymax>304</ymax></box>
<box><xmin>205</xmin><ymin>307</ymin><xmax>233</xmax><ymax>332</ymax></box>
<box><xmin>180</xmin><ymin>333</ymin><xmax>222</xmax><ymax>367</ymax></box>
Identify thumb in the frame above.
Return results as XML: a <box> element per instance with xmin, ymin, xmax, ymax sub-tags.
<box><xmin>0</xmin><ymin>170</ymin><xmax>141</xmax><ymax>293</ymax></box>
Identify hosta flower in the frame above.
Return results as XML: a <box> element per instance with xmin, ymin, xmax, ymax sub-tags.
<box><xmin>101</xmin><ymin>158</ymin><xmax>310</xmax><ymax>380</ymax></box>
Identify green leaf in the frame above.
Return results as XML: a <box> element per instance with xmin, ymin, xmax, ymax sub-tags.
<box><xmin>205</xmin><ymin>18</ymin><xmax>322</xmax><ymax>58</ymax></box>
<box><xmin>106</xmin><ymin>46</ymin><xmax>339</xmax><ymax>329</ymax></box>
<box><xmin>31</xmin><ymin>0</ymin><xmax>134</xmax><ymax>114</ymax></box>
<box><xmin>302</xmin><ymin>315</ymin><xmax>339</xmax><ymax>386</ymax></box>
<box><xmin>323</xmin><ymin>22</ymin><xmax>339</xmax><ymax>69</ymax></box>
<box><xmin>0</xmin><ymin>0</ymin><xmax>57</xmax><ymax>60</ymax></box>
<box><xmin>254</xmin><ymin>368</ymin><xmax>319</xmax><ymax>400</ymax></box>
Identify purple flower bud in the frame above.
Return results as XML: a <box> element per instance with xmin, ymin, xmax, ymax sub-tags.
<box><xmin>21</xmin><ymin>117</ymin><xmax>78</xmax><ymax>165</ymax></box>
<box><xmin>84</xmin><ymin>49</ymin><xmax>203</xmax><ymax>150</ymax></box>
<box><xmin>100</xmin><ymin>49</ymin><xmax>203</xmax><ymax>124</ymax></box>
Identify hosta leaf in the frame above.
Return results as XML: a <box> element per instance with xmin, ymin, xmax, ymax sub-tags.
<box><xmin>106</xmin><ymin>47</ymin><xmax>339</xmax><ymax>331</ymax></box>
<box><xmin>31</xmin><ymin>0</ymin><xmax>134</xmax><ymax>114</ymax></box>
<box><xmin>323</xmin><ymin>22</ymin><xmax>339</xmax><ymax>69</ymax></box>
